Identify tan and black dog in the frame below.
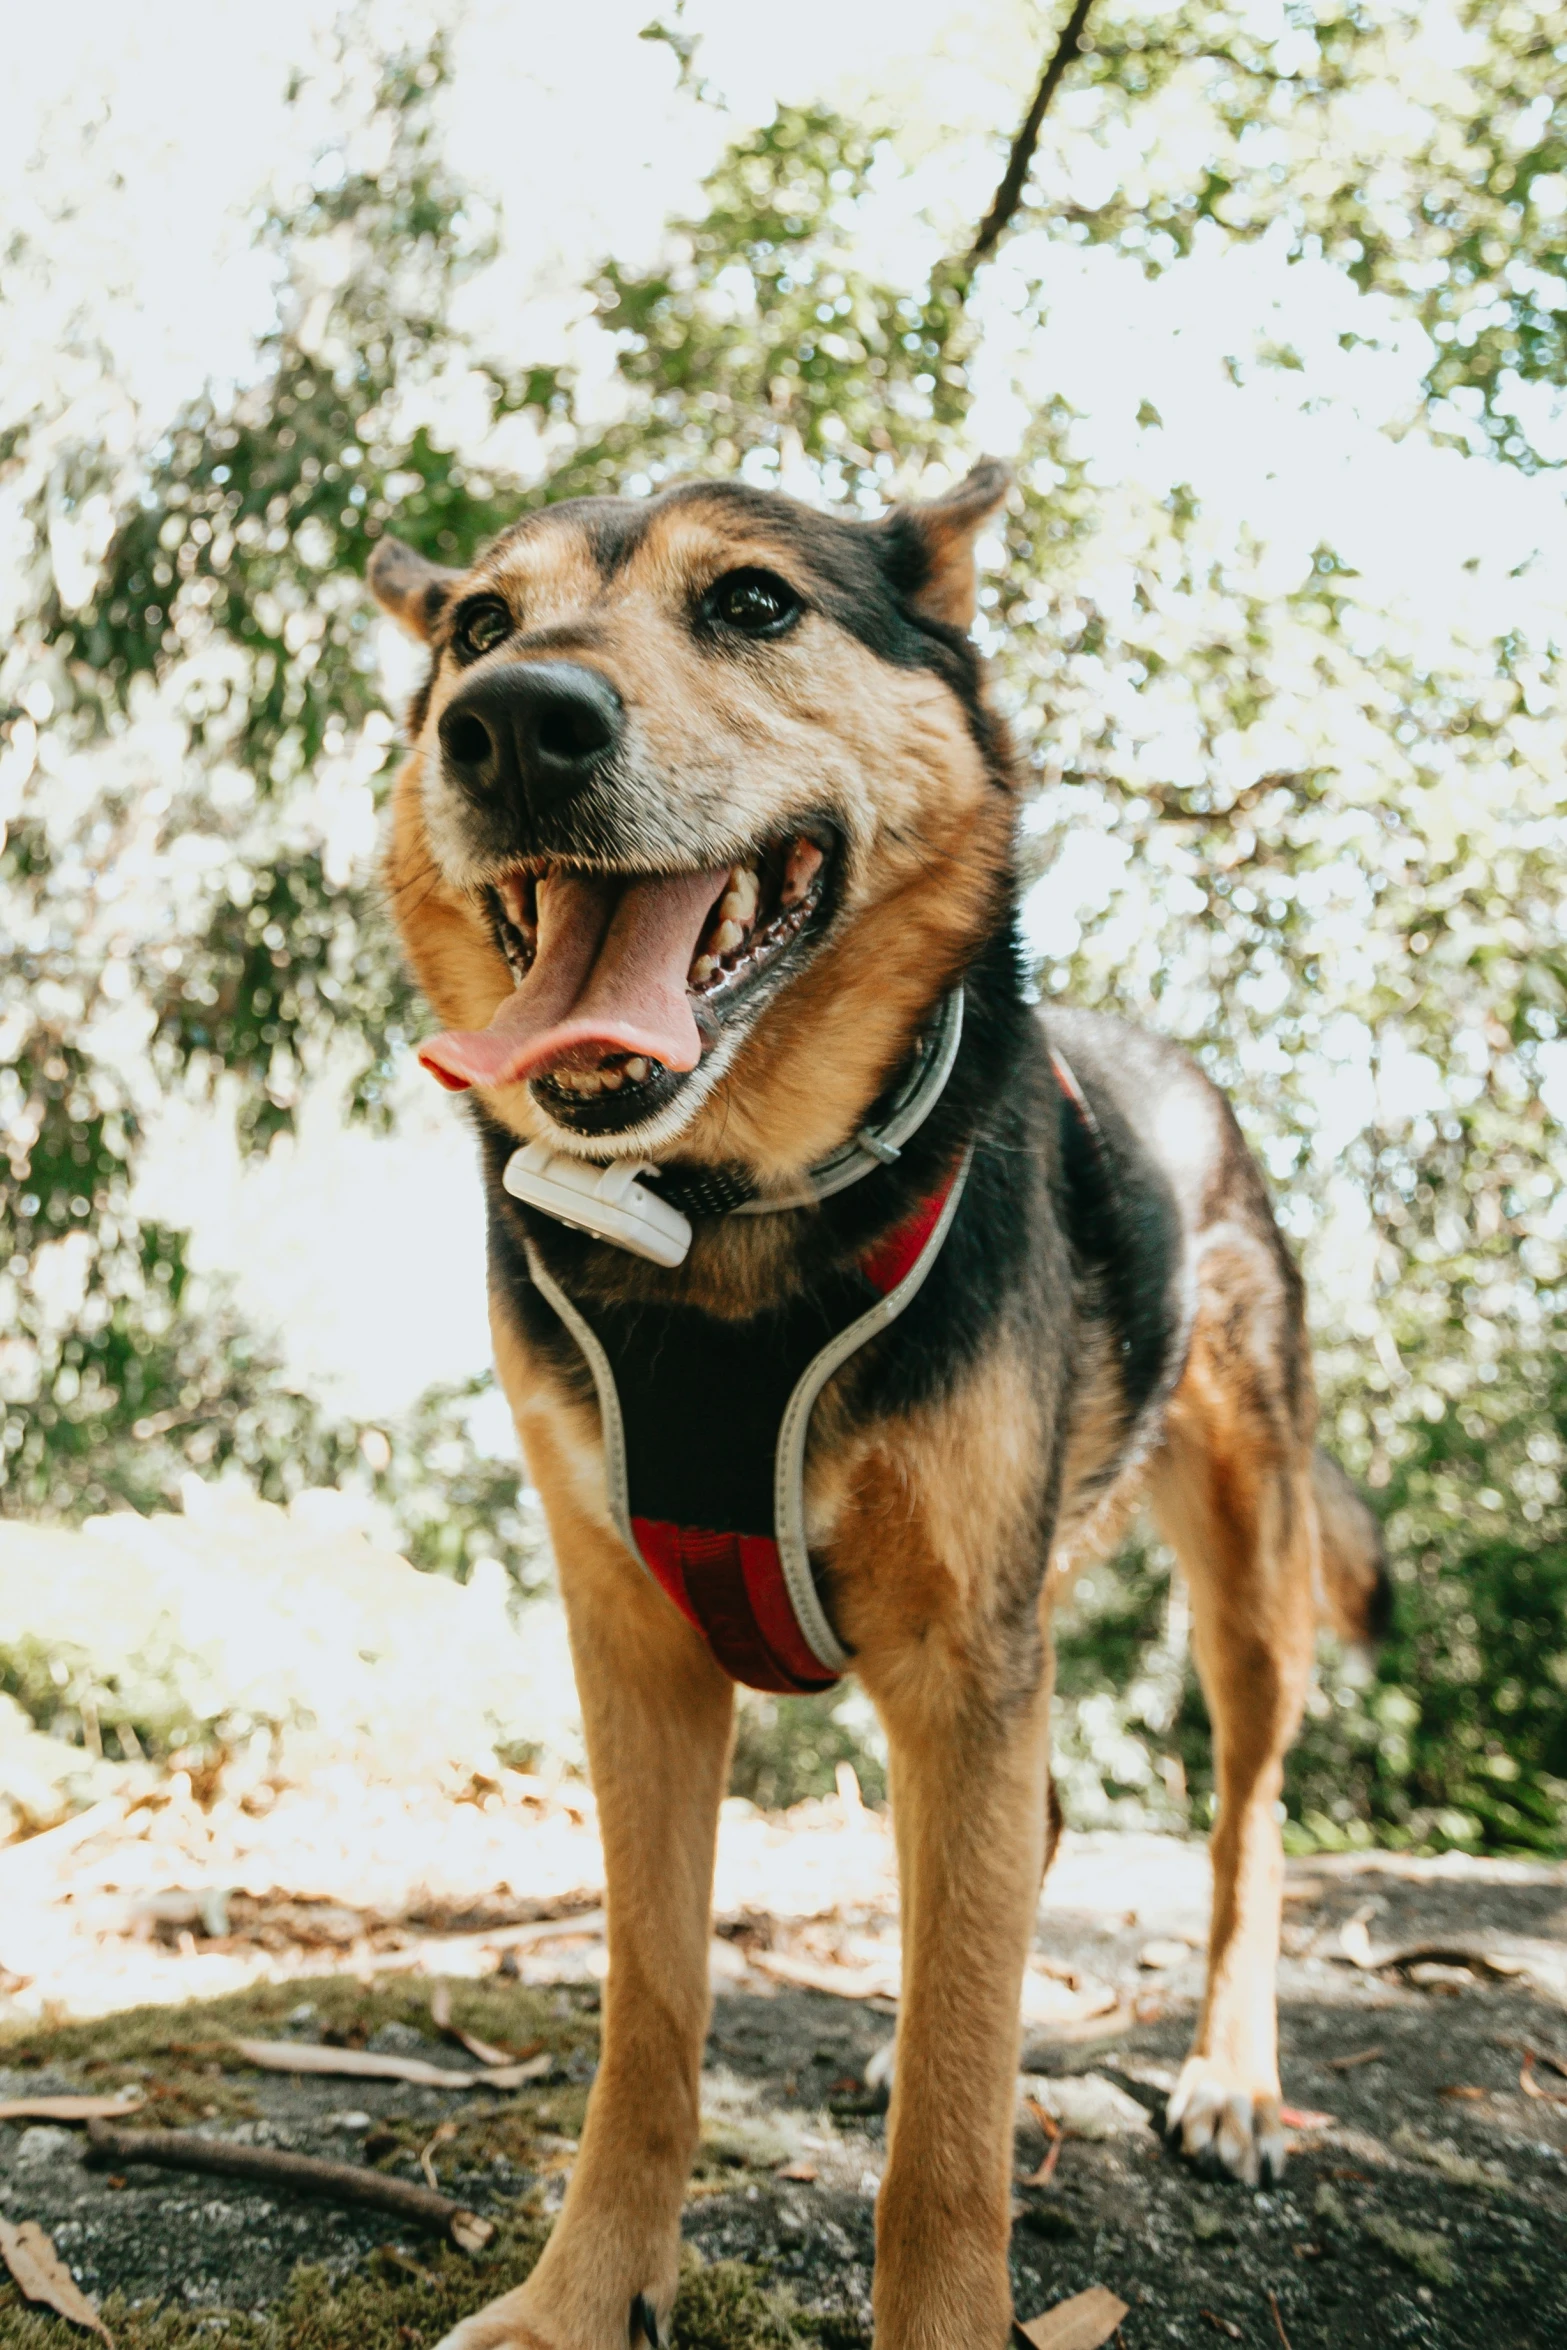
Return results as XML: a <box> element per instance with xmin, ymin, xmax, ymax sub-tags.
<box><xmin>368</xmin><ymin>464</ymin><xmax>1386</xmax><ymax>2350</ymax></box>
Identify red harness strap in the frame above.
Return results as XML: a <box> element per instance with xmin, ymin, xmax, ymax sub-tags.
<box><xmin>627</xmin><ymin>1161</ymin><xmax>966</xmax><ymax>1694</ymax></box>
<box><xmin>629</xmin><ymin>1524</ymin><xmax>834</xmax><ymax>1693</ymax></box>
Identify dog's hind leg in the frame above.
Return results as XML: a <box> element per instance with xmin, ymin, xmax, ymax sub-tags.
<box><xmin>435</xmin><ymin>1435</ymin><xmax>734</xmax><ymax>2350</ymax></box>
<box><xmin>1147</xmin><ymin>1261</ymin><xmax>1317</xmax><ymax>2188</ymax></box>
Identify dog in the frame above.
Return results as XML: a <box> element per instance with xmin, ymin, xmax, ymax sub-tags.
<box><xmin>368</xmin><ymin>462</ymin><xmax>1388</xmax><ymax>2350</ymax></box>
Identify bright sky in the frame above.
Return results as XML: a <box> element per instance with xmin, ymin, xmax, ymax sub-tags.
<box><xmin>13</xmin><ymin>1</ymin><xmax>1564</xmax><ymax>1433</ymax></box>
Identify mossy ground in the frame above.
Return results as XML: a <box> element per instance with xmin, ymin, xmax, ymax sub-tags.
<box><xmin>5</xmin><ymin>1864</ymin><xmax>1567</xmax><ymax>2348</ymax></box>
<box><xmin>0</xmin><ymin>1977</ymin><xmax>852</xmax><ymax>2350</ymax></box>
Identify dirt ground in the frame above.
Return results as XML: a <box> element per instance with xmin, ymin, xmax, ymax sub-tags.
<box><xmin>2</xmin><ymin>1847</ymin><xmax>1565</xmax><ymax>2349</ymax></box>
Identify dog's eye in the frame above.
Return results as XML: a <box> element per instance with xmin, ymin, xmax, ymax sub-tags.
<box><xmin>453</xmin><ymin>598</ymin><xmax>513</xmax><ymax>662</ymax></box>
<box><xmin>704</xmin><ymin>568</ymin><xmax>802</xmax><ymax>639</ymax></box>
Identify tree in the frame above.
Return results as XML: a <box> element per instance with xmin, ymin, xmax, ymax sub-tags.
<box><xmin>3</xmin><ymin>2</ymin><xmax>1564</xmax><ymax>1847</ymax></box>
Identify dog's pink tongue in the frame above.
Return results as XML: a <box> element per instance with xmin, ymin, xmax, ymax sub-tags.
<box><xmin>418</xmin><ymin>866</ymin><xmax>728</xmax><ymax>1093</ymax></box>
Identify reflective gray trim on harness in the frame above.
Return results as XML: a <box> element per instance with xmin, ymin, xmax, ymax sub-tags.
<box><xmin>522</xmin><ymin>1143</ymin><xmax>973</xmax><ymax>1680</ymax></box>
<box><xmin>770</xmin><ymin>1143</ymin><xmax>974</xmax><ymax>1671</ymax></box>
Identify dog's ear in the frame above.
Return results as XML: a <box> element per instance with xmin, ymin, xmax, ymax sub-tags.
<box><xmin>367</xmin><ymin>535</ymin><xmax>464</xmax><ymax>642</ymax></box>
<box><xmin>885</xmin><ymin>458</ymin><xmax>1011</xmax><ymax>632</ymax></box>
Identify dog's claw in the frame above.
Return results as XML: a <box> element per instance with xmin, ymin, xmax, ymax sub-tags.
<box><xmin>1165</xmin><ymin>2056</ymin><xmax>1286</xmax><ymax>2189</ymax></box>
<box><xmin>631</xmin><ymin>2293</ymin><xmax>660</xmax><ymax>2349</ymax></box>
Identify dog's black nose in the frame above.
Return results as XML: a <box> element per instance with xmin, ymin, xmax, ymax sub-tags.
<box><xmin>438</xmin><ymin>661</ymin><xmax>624</xmax><ymax>816</ymax></box>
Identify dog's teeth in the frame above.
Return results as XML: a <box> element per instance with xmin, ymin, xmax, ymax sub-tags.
<box><xmin>624</xmin><ymin>1056</ymin><xmax>648</xmax><ymax>1082</ymax></box>
<box><xmin>599</xmin><ymin>1069</ymin><xmax>622</xmax><ymax>1091</ymax></box>
<box><xmin>721</xmin><ymin>870</ymin><xmax>759</xmax><ymax>924</ymax></box>
<box><xmin>712</xmin><ymin>920</ymin><xmax>745</xmax><ymax>955</ymax></box>
<box><xmin>499</xmin><ymin>875</ymin><xmax>527</xmax><ymax>926</ymax></box>
<box><xmin>781</xmin><ymin>838</ymin><xmax>823</xmax><ymax>907</ymax></box>
<box><xmin>690</xmin><ymin>955</ymin><xmax>717</xmax><ymax>985</ymax></box>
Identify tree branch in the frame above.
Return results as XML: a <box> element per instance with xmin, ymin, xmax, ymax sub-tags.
<box><xmin>969</xmin><ymin>0</ymin><xmax>1097</xmax><ymax>264</ymax></box>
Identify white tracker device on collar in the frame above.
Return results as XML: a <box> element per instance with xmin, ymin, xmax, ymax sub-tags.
<box><xmin>500</xmin><ymin>988</ymin><xmax>966</xmax><ymax>1268</ymax></box>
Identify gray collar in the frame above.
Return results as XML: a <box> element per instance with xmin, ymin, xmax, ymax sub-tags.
<box><xmin>646</xmin><ymin>988</ymin><xmax>966</xmax><ymax>1220</ymax></box>
<box><xmin>500</xmin><ymin>990</ymin><xmax>966</xmax><ymax>1266</ymax></box>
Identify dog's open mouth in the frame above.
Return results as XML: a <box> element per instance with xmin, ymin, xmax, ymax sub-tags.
<box><xmin>417</xmin><ymin>829</ymin><xmax>832</xmax><ymax>1131</ymax></box>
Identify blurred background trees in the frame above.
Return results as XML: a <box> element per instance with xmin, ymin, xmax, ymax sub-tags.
<box><xmin>3</xmin><ymin>1</ymin><xmax>1565</xmax><ymax>1853</ymax></box>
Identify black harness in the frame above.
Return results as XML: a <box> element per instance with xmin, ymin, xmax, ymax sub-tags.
<box><xmin>511</xmin><ymin>998</ymin><xmax>1100</xmax><ymax>1692</ymax></box>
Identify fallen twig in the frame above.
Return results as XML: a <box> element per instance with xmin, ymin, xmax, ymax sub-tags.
<box><xmin>1268</xmin><ymin>2289</ymin><xmax>1294</xmax><ymax>2349</ymax></box>
<box><xmin>83</xmin><ymin>2120</ymin><xmax>495</xmax><ymax>2251</ymax></box>
<box><xmin>1323</xmin><ymin>2045</ymin><xmax>1385</xmax><ymax>2072</ymax></box>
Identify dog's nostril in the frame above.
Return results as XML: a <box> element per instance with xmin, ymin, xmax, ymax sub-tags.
<box><xmin>537</xmin><ymin>703</ymin><xmax>613</xmax><ymax>764</ymax></box>
<box><xmin>444</xmin><ymin>712</ymin><xmax>492</xmax><ymax>768</ymax></box>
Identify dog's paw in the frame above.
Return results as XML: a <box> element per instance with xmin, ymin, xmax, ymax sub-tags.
<box><xmin>1164</xmin><ymin>2057</ymin><xmax>1285</xmax><ymax>2188</ymax></box>
<box><xmin>431</xmin><ymin>2300</ymin><xmax>553</xmax><ymax>2350</ymax></box>
<box><xmin>433</xmin><ymin>2290</ymin><xmax>662</xmax><ymax>2350</ymax></box>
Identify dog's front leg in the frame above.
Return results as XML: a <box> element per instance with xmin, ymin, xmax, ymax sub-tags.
<box><xmin>439</xmin><ymin>1501</ymin><xmax>734</xmax><ymax>2350</ymax></box>
<box><xmin>863</xmin><ymin>1647</ymin><xmax>1053</xmax><ymax>2350</ymax></box>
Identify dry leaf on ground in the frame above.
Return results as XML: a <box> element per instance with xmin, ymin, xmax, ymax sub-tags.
<box><xmin>232</xmin><ymin>2036</ymin><xmax>550</xmax><ymax>2092</ymax></box>
<box><xmin>429</xmin><ymin>1982</ymin><xmax>546</xmax><ymax>2071</ymax></box>
<box><xmin>234</xmin><ymin>2036</ymin><xmax>476</xmax><ymax>2089</ymax></box>
<box><xmin>1015</xmin><ymin>2285</ymin><xmax>1130</xmax><ymax>2349</ymax></box>
<box><xmin>456</xmin><ymin>2027</ymin><xmax>531</xmax><ymax>2067</ymax></box>
<box><xmin>0</xmin><ymin>2094</ymin><xmax>142</xmax><ymax>2122</ymax></box>
<box><xmin>1337</xmin><ymin>1918</ymin><xmax>1376</xmax><ymax>1968</ymax></box>
<box><xmin>1138</xmin><ymin>1936</ymin><xmax>1197</xmax><ymax>1970</ymax></box>
<box><xmin>0</xmin><ymin>2217</ymin><xmax>115</xmax><ymax>2344</ymax></box>
<box><xmin>1280</xmin><ymin>2105</ymin><xmax>1335</xmax><ymax>2131</ymax></box>
<box><xmin>1520</xmin><ymin>2051</ymin><xmax>1567</xmax><ymax>2107</ymax></box>
<box><xmin>1021</xmin><ymin>2094</ymin><xmax>1064</xmax><ymax>2186</ymax></box>
<box><xmin>1335</xmin><ymin>1926</ymin><xmax>1525</xmax><ymax>1981</ymax></box>
<box><xmin>747</xmin><ymin>1949</ymin><xmax>896</xmax><ymax>2002</ymax></box>
<box><xmin>1200</xmin><ymin>2315</ymin><xmax>1243</xmax><ymax>2341</ymax></box>
<box><xmin>480</xmin><ymin>2052</ymin><xmax>553</xmax><ymax>2086</ymax></box>
<box><xmin>775</xmin><ymin>2159</ymin><xmax>818</xmax><ymax>2181</ymax></box>
<box><xmin>1020</xmin><ymin>2073</ymin><xmax>1153</xmax><ymax>2142</ymax></box>
<box><xmin>418</xmin><ymin>2119</ymin><xmax>458</xmax><ymax>2189</ymax></box>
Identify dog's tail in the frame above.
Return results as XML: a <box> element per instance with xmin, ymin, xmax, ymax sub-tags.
<box><xmin>1311</xmin><ymin>1449</ymin><xmax>1392</xmax><ymax>1645</ymax></box>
